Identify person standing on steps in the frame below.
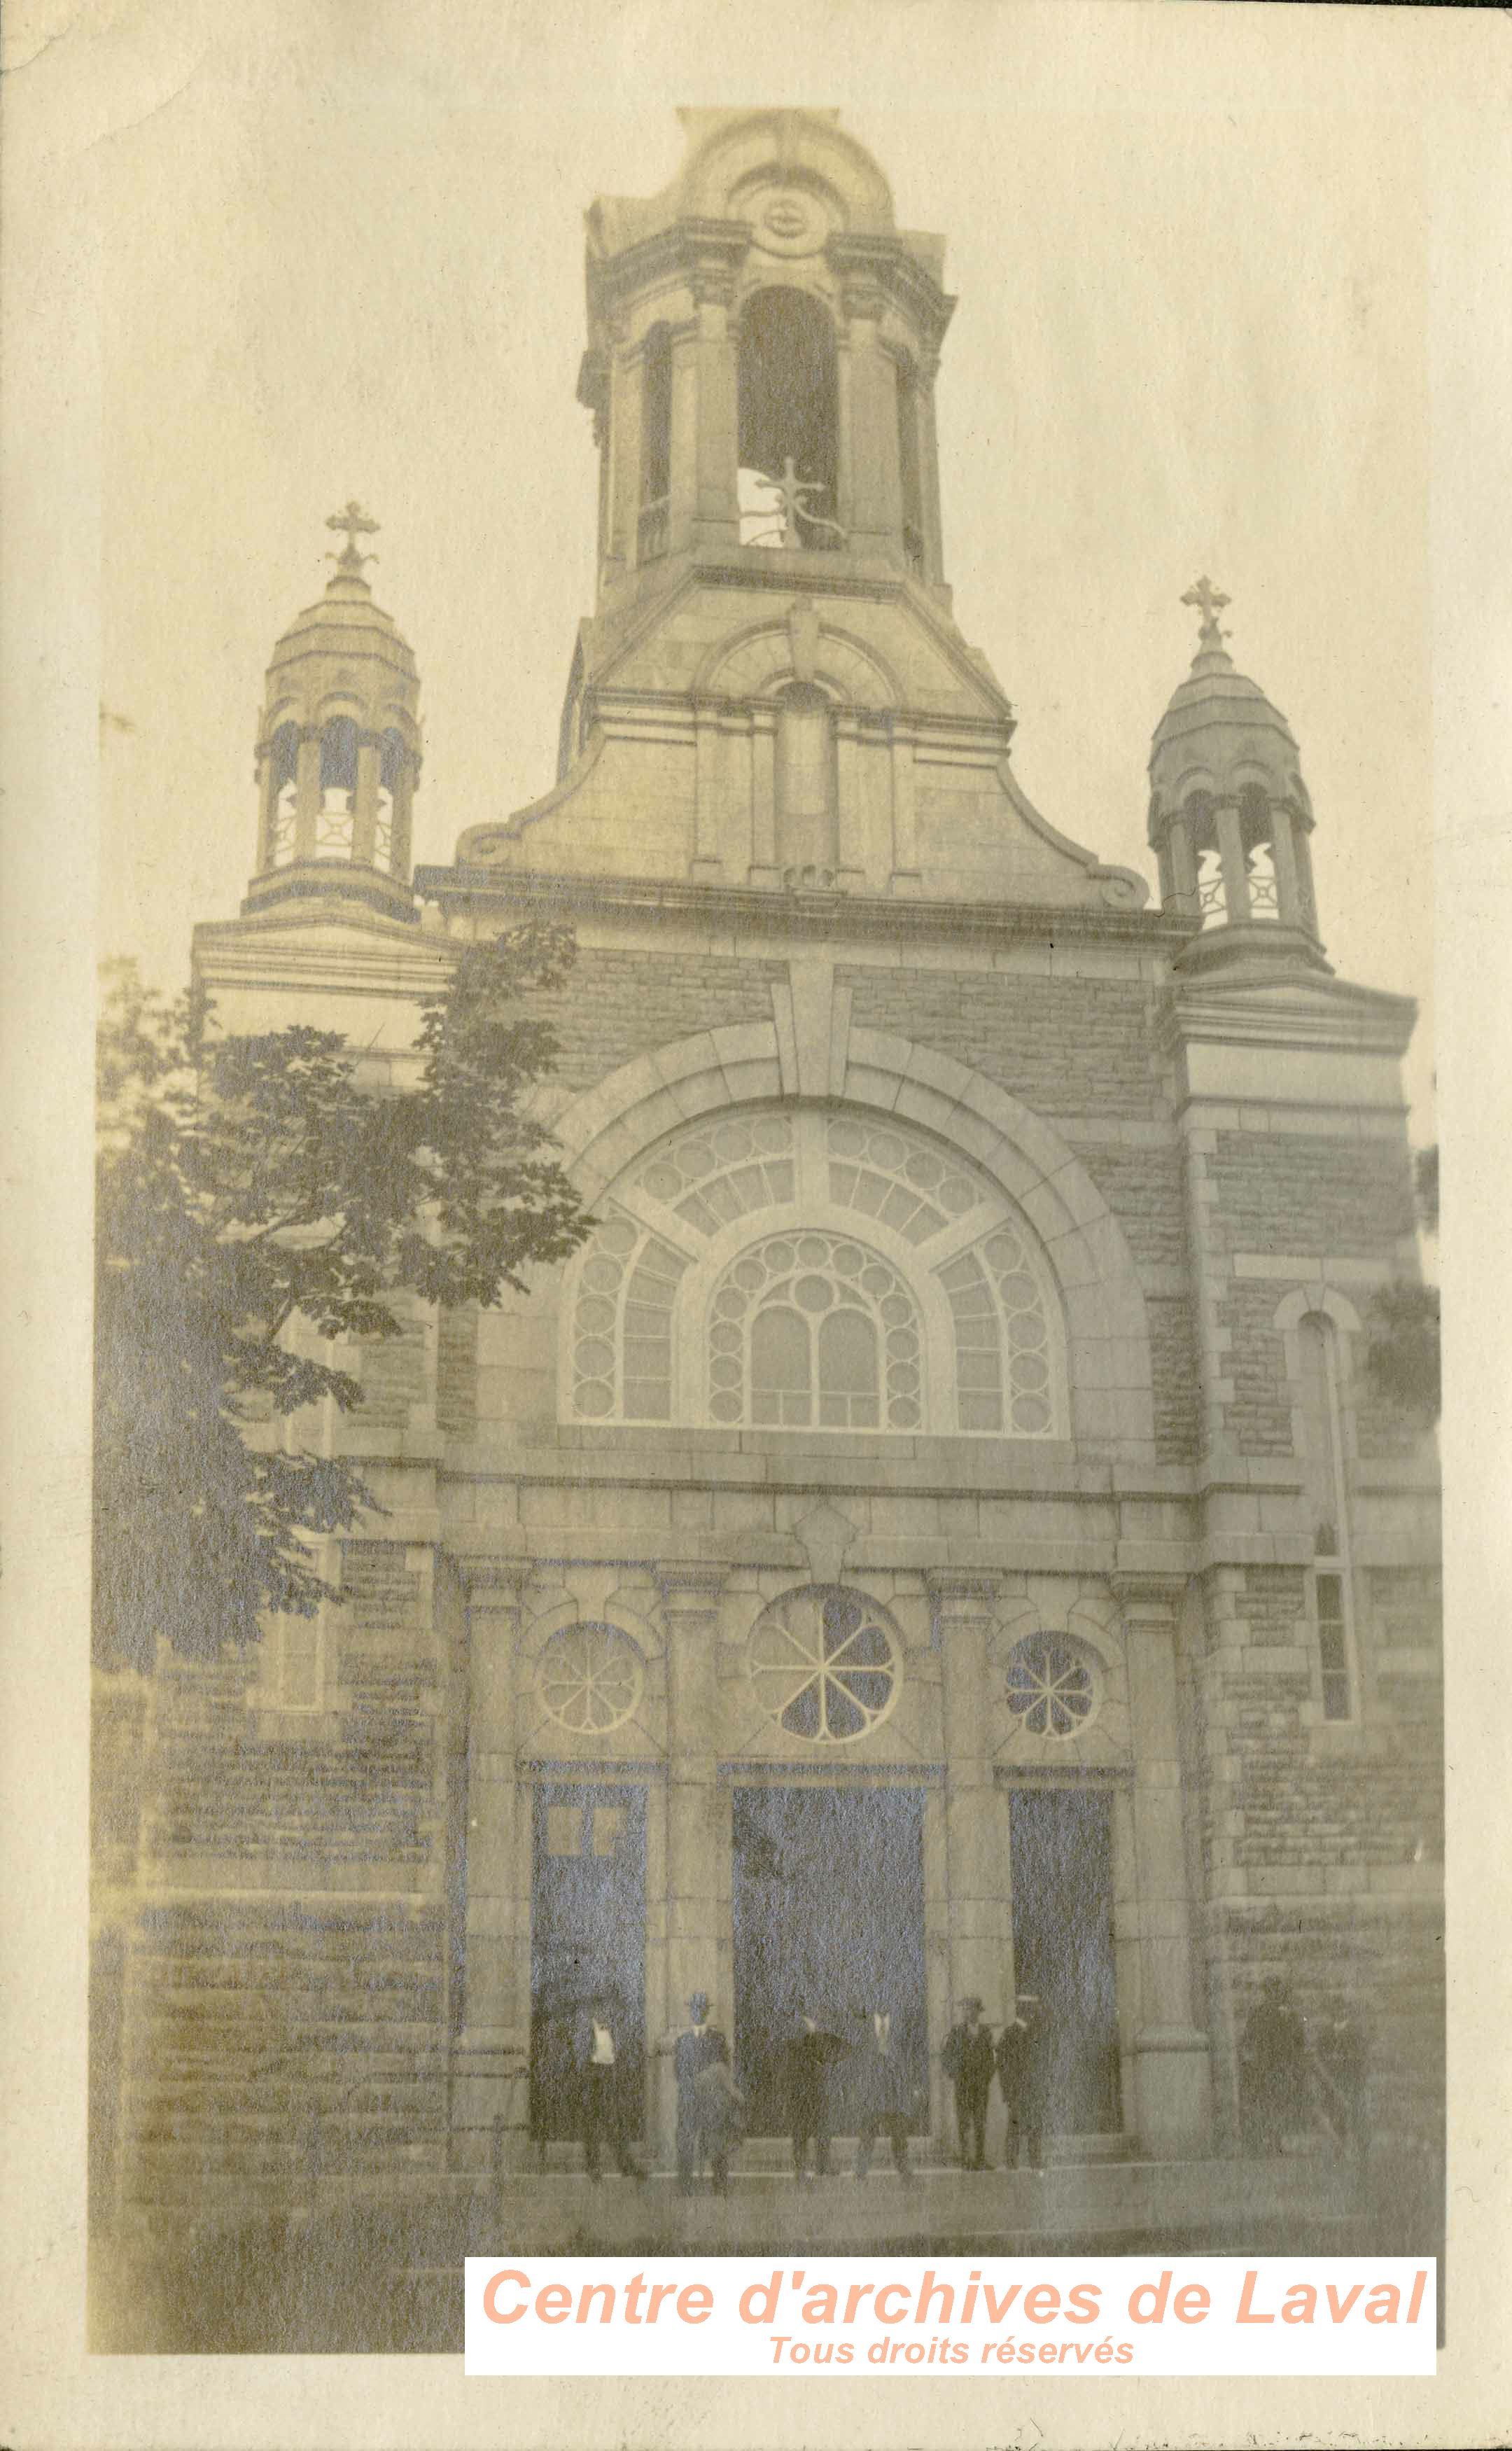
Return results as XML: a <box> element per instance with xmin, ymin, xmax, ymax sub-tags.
<box><xmin>574</xmin><ymin>1988</ymin><xmax>646</xmax><ymax>2185</ymax></box>
<box><xmin>656</xmin><ymin>1990</ymin><xmax>733</xmax><ymax>2196</ymax></box>
<box><xmin>996</xmin><ymin>1993</ymin><xmax>1050</xmax><ymax>2174</ymax></box>
<box><xmin>941</xmin><ymin>1995</ymin><xmax>996</xmax><ymax>2171</ymax></box>
<box><xmin>1239</xmin><ymin>1975</ymin><xmax>1308</xmax><ymax>2155</ymax></box>
<box><xmin>850</xmin><ymin>2002</ymin><xmax>922</xmax><ymax>2184</ymax></box>
<box><xmin>784</xmin><ymin>2010</ymin><xmax>845</xmax><ymax>2182</ymax></box>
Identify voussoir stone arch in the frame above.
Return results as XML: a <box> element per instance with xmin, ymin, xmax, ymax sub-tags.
<box><xmin>694</xmin><ymin>620</ymin><xmax>899</xmax><ymax>708</ymax></box>
<box><xmin>545</xmin><ymin>1019</ymin><xmax>1156</xmax><ymax>1456</ymax></box>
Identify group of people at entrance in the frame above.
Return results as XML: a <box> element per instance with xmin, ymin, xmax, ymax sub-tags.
<box><xmin>941</xmin><ymin>1994</ymin><xmax>1053</xmax><ymax>2174</ymax></box>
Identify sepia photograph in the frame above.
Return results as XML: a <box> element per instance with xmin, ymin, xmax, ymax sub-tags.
<box><xmin>12</xmin><ymin>1</ymin><xmax>1510</xmax><ymax>2439</ymax></box>
<box><xmin>83</xmin><ymin>62</ymin><xmax>1448</xmax><ymax>2358</ymax></box>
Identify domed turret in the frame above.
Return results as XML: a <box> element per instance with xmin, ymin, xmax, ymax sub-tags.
<box><xmin>244</xmin><ymin>503</ymin><xmax>421</xmax><ymax>921</ymax></box>
<box><xmin>1148</xmin><ymin>579</ymin><xmax>1325</xmax><ymax>969</ymax></box>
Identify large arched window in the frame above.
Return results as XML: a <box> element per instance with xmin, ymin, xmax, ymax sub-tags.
<box><xmin>562</xmin><ymin>1106</ymin><xmax>1065</xmax><ymax>1437</ymax></box>
<box><xmin>738</xmin><ymin>288</ymin><xmax>839</xmax><ymax>549</ymax></box>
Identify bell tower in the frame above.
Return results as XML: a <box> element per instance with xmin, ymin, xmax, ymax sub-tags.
<box><xmin>244</xmin><ymin>502</ymin><xmax>422</xmax><ymax>923</ymax></box>
<box><xmin>456</xmin><ymin>108</ymin><xmax>1145</xmax><ymax>914</ymax></box>
<box><xmin>578</xmin><ymin>107</ymin><xmax>952</xmax><ymax>601</ymax></box>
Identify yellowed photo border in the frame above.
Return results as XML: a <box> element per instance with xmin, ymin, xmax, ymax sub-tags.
<box><xmin>4</xmin><ymin>2</ymin><xmax>1509</xmax><ymax>2443</ymax></box>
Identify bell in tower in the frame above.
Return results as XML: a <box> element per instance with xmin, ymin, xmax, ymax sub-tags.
<box><xmin>244</xmin><ymin>503</ymin><xmax>422</xmax><ymax>923</ymax></box>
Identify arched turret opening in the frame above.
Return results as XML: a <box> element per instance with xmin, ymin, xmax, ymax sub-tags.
<box><xmin>265</xmin><ymin>722</ymin><xmax>300</xmax><ymax>868</ymax></box>
<box><xmin>738</xmin><ymin>288</ymin><xmax>839</xmax><ymax>550</ymax></box>
<box><xmin>1240</xmin><ymin>783</ymin><xmax>1281</xmax><ymax>922</ymax></box>
<box><xmin>376</xmin><ymin>727</ymin><xmax>408</xmax><ymax>874</ymax></box>
<box><xmin>317</xmin><ymin>715</ymin><xmax>360</xmax><ymax>854</ymax></box>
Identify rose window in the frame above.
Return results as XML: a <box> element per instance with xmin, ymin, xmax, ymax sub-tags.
<box><xmin>1005</xmin><ymin>1634</ymin><xmax>1098</xmax><ymax>1738</ymax></box>
<box><xmin>748</xmin><ymin>1585</ymin><xmax>902</xmax><ymax>1745</ymax></box>
<box><xmin>536</xmin><ymin>1623</ymin><xmax>644</xmax><ymax>1736</ymax></box>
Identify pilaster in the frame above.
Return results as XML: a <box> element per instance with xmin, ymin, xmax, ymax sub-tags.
<box><xmin>451</xmin><ymin>1560</ymin><xmax>534</xmax><ymax>2174</ymax></box>
<box><xmin>1111</xmin><ymin>1571</ymin><xmax>1212</xmax><ymax>2158</ymax></box>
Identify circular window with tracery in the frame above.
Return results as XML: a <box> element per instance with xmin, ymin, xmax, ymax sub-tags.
<box><xmin>748</xmin><ymin>1585</ymin><xmax>902</xmax><ymax>1745</ymax></box>
<box><xmin>536</xmin><ymin>1623</ymin><xmax>644</xmax><ymax>1736</ymax></box>
<box><xmin>1004</xmin><ymin>1634</ymin><xmax>1099</xmax><ymax>1738</ymax></box>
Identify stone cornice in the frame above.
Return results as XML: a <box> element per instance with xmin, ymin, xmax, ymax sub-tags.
<box><xmin>412</xmin><ymin>863</ymin><xmax>1189</xmax><ymax>952</ymax></box>
<box><xmin>1162</xmin><ymin>967</ymin><xmax>1418</xmax><ymax>1063</ymax></box>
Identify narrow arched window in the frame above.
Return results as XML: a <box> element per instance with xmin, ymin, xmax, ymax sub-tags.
<box><xmin>818</xmin><ymin>1307</ymin><xmax>878</xmax><ymax>1428</ymax></box>
<box><xmin>751</xmin><ymin>1304</ymin><xmax>811</xmax><ymax>1425</ymax></box>
<box><xmin>638</xmin><ymin>323</ymin><xmax>672</xmax><ymax>564</ymax></box>
<box><xmin>318</xmin><ymin>716</ymin><xmax>359</xmax><ymax>852</ymax></box>
<box><xmin>896</xmin><ymin>358</ymin><xmax>924</xmax><ymax>574</ymax></box>
<box><xmin>267</xmin><ymin>722</ymin><xmax>300</xmax><ymax>867</ymax></box>
<box><xmin>775</xmin><ymin>680</ymin><xmax>836</xmax><ymax>874</ymax></box>
<box><xmin>1297</xmin><ymin>1311</ymin><xmax>1357</xmax><ymax>1721</ymax></box>
<box><xmin>738</xmin><ymin>288</ymin><xmax>839</xmax><ymax>549</ymax></box>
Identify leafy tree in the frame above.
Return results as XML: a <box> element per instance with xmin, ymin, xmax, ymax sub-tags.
<box><xmin>94</xmin><ymin>927</ymin><xmax>589</xmax><ymax>1672</ymax></box>
<box><xmin>1362</xmin><ymin>1142</ymin><xmax>1439</xmax><ymax>1423</ymax></box>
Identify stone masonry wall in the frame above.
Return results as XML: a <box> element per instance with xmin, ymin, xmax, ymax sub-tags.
<box><xmin>531</xmin><ymin>948</ymin><xmax>788</xmax><ymax>1094</ymax></box>
<box><xmin>1193</xmin><ymin>1565</ymin><xmax>1443</xmax><ymax>2156</ymax></box>
<box><xmin>1205</xmin><ymin>1131</ymin><xmax>1415</xmax><ymax>1258</ymax></box>
<box><xmin>119</xmin><ymin>1538</ymin><xmax>448</xmax><ymax>2215</ymax></box>
<box><xmin>842</xmin><ymin>967</ymin><xmax>1163</xmax><ymax>1120</ymax></box>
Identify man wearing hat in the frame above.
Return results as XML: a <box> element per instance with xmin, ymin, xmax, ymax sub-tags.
<box><xmin>995</xmin><ymin>1993</ymin><xmax>1051</xmax><ymax>2174</ymax></box>
<box><xmin>941</xmin><ymin>1995</ymin><xmax>996</xmax><ymax>2172</ymax></box>
<box><xmin>657</xmin><ymin>1990</ymin><xmax>734</xmax><ymax>2196</ymax></box>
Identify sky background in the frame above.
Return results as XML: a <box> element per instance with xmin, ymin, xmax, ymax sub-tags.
<box><xmin>99</xmin><ymin>2</ymin><xmax>1436</xmax><ymax>1137</ymax></box>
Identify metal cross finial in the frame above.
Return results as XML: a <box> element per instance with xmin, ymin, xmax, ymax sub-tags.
<box><xmin>325</xmin><ymin>499</ymin><xmax>380</xmax><ymax>572</ymax></box>
<box><xmin>1182</xmin><ymin>575</ymin><xmax>1231</xmax><ymax>650</ymax></box>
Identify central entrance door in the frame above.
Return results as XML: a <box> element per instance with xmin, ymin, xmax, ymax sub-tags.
<box><xmin>529</xmin><ymin>1783</ymin><xmax>647</xmax><ymax>2144</ymax></box>
<box><xmin>731</xmin><ymin>1784</ymin><xmax>926</xmax><ymax>2137</ymax></box>
<box><xmin>1007</xmin><ymin>1785</ymin><xmax>1121</xmax><ymax>2134</ymax></box>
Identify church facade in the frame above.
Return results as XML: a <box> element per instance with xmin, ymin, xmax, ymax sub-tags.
<box><xmin>101</xmin><ymin>109</ymin><xmax>1442</xmax><ymax>2224</ymax></box>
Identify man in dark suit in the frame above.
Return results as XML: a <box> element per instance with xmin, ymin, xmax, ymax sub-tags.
<box><xmin>784</xmin><ymin>2011</ymin><xmax>842</xmax><ymax>2181</ymax></box>
<box><xmin>941</xmin><ymin>1995</ymin><xmax>996</xmax><ymax>2170</ymax></box>
<box><xmin>850</xmin><ymin>2004</ymin><xmax>921</xmax><ymax>2183</ymax></box>
<box><xmin>574</xmin><ymin>1988</ymin><xmax>645</xmax><ymax>2184</ymax></box>
<box><xmin>657</xmin><ymin>1990</ymin><xmax>733</xmax><ymax>2195</ymax></box>
<box><xmin>995</xmin><ymin>1992</ymin><xmax>1050</xmax><ymax>2173</ymax></box>
<box><xmin>1240</xmin><ymin>1975</ymin><xmax>1307</xmax><ymax>2155</ymax></box>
